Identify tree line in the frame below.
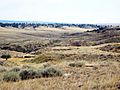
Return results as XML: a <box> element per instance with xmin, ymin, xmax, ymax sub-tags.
<box><xmin>0</xmin><ymin>22</ymin><xmax>107</xmax><ymax>29</ymax></box>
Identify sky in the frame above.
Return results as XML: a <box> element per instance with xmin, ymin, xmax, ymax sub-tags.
<box><xmin>0</xmin><ymin>0</ymin><xmax>120</xmax><ymax>24</ymax></box>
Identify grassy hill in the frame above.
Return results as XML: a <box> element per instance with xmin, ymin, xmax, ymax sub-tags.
<box><xmin>0</xmin><ymin>27</ymin><xmax>120</xmax><ymax>90</ymax></box>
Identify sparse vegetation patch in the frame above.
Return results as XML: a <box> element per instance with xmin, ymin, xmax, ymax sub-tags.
<box><xmin>3</xmin><ymin>71</ymin><xmax>20</xmax><ymax>82</ymax></box>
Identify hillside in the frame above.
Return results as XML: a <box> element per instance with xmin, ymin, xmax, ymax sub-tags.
<box><xmin>0</xmin><ymin>26</ymin><xmax>120</xmax><ymax>90</ymax></box>
<box><xmin>0</xmin><ymin>26</ymin><xmax>95</xmax><ymax>53</ymax></box>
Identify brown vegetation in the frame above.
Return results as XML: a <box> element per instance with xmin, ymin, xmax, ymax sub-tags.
<box><xmin>99</xmin><ymin>44</ymin><xmax>120</xmax><ymax>53</ymax></box>
<box><xmin>0</xmin><ymin>27</ymin><xmax>120</xmax><ymax>90</ymax></box>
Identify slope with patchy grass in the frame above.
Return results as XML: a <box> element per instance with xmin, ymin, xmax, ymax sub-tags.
<box><xmin>0</xmin><ymin>27</ymin><xmax>120</xmax><ymax>90</ymax></box>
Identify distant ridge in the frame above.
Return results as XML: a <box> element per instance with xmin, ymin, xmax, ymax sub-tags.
<box><xmin>0</xmin><ymin>20</ymin><xmax>56</xmax><ymax>24</ymax></box>
<box><xmin>0</xmin><ymin>20</ymin><xmax>79</xmax><ymax>24</ymax></box>
<box><xmin>0</xmin><ymin>20</ymin><xmax>120</xmax><ymax>26</ymax></box>
<box><xmin>97</xmin><ymin>23</ymin><xmax>120</xmax><ymax>26</ymax></box>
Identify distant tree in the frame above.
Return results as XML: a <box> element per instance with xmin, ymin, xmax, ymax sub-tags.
<box><xmin>1</xmin><ymin>54</ymin><xmax>11</xmax><ymax>60</ymax></box>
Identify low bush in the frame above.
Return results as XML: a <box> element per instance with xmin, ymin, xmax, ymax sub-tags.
<box><xmin>19</xmin><ymin>66</ymin><xmax>63</xmax><ymax>80</ymax></box>
<box><xmin>39</xmin><ymin>66</ymin><xmax>63</xmax><ymax>77</ymax></box>
<box><xmin>2</xmin><ymin>66</ymin><xmax>63</xmax><ymax>82</ymax></box>
<box><xmin>1</xmin><ymin>54</ymin><xmax>11</xmax><ymax>60</ymax></box>
<box><xmin>3</xmin><ymin>71</ymin><xmax>20</xmax><ymax>82</ymax></box>
<box><xmin>19</xmin><ymin>69</ymin><xmax>37</xmax><ymax>80</ymax></box>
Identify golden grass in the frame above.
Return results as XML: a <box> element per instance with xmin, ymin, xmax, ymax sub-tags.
<box><xmin>0</xmin><ymin>43</ymin><xmax>120</xmax><ymax>90</ymax></box>
<box><xmin>0</xmin><ymin>60</ymin><xmax>119</xmax><ymax>90</ymax></box>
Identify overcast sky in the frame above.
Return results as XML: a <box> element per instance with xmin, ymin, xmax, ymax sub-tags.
<box><xmin>0</xmin><ymin>0</ymin><xmax>120</xmax><ymax>23</ymax></box>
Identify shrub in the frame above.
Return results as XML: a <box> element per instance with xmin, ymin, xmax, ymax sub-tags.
<box><xmin>3</xmin><ymin>71</ymin><xmax>20</xmax><ymax>82</ymax></box>
<box><xmin>35</xmin><ymin>70</ymin><xmax>43</xmax><ymax>78</ymax></box>
<box><xmin>1</xmin><ymin>54</ymin><xmax>11</xmax><ymax>60</ymax></box>
<box><xmin>39</xmin><ymin>66</ymin><xmax>63</xmax><ymax>77</ymax></box>
<box><xmin>19</xmin><ymin>69</ymin><xmax>37</xmax><ymax>80</ymax></box>
<box><xmin>19</xmin><ymin>66</ymin><xmax>63</xmax><ymax>80</ymax></box>
<box><xmin>69</xmin><ymin>62</ymin><xmax>85</xmax><ymax>67</ymax></box>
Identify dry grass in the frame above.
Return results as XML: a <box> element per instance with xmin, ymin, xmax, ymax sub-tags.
<box><xmin>0</xmin><ymin>43</ymin><xmax>120</xmax><ymax>90</ymax></box>
<box><xmin>99</xmin><ymin>43</ymin><xmax>120</xmax><ymax>53</ymax></box>
<box><xmin>0</xmin><ymin>61</ymin><xmax>119</xmax><ymax>90</ymax></box>
<box><xmin>0</xmin><ymin>27</ymin><xmax>120</xmax><ymax>90</ymax></box>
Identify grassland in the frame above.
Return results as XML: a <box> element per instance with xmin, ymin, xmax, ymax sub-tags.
<box><xmin>0</xmin><ymin>26</ymin><xmax>120</xmax><ymax>90</ymax></box>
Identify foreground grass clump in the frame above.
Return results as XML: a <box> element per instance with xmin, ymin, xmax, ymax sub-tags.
<box><xmin>69</xmin><ymin>62</ymin><xmax>85</xmax><ymax>67</ymax></box>
<box><xmin>3</xmin><ymin>71</ymin><xmax>20</xmax><ymax>82</ymax></box>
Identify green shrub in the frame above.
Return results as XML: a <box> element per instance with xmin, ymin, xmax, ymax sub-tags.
<box><xmin>19</xmin><ymin>69</ymin><xmax>37</xmax><ymax>80</ymax></box>
<box><xmin>69</xmin><ymin>62</ymin><xmax>85</xmax><ymax>67</ymax></box>
<box><xmin>1</xmin><ymin>54</ymin><xmax>11</xmax><ymax>60</ymax></box>
<box><xmin>19</xmin><ymin>66</ymin><xmax>63</xmax><ymax>80</ymax></box>
<box><xmin>39</xmin><ymin>66</ymin><xmax>63</xmax><ymax>77</ymax></box>
<box><xmin>3</xmin><ymin>71</ymin><xmax>20</xmax><ymax>82</ymax></box>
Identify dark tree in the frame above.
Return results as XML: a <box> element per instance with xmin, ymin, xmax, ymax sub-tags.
<box><xmin>1</xmin><ymin>54</ymin><xmax>11</xmax><ymax>60</ymax></box>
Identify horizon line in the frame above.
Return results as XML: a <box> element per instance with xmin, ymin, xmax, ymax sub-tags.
<box><xmin>0</xmin><ymin>19</ymin><xmax>120</xmax><ymax>25</ymax></box>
